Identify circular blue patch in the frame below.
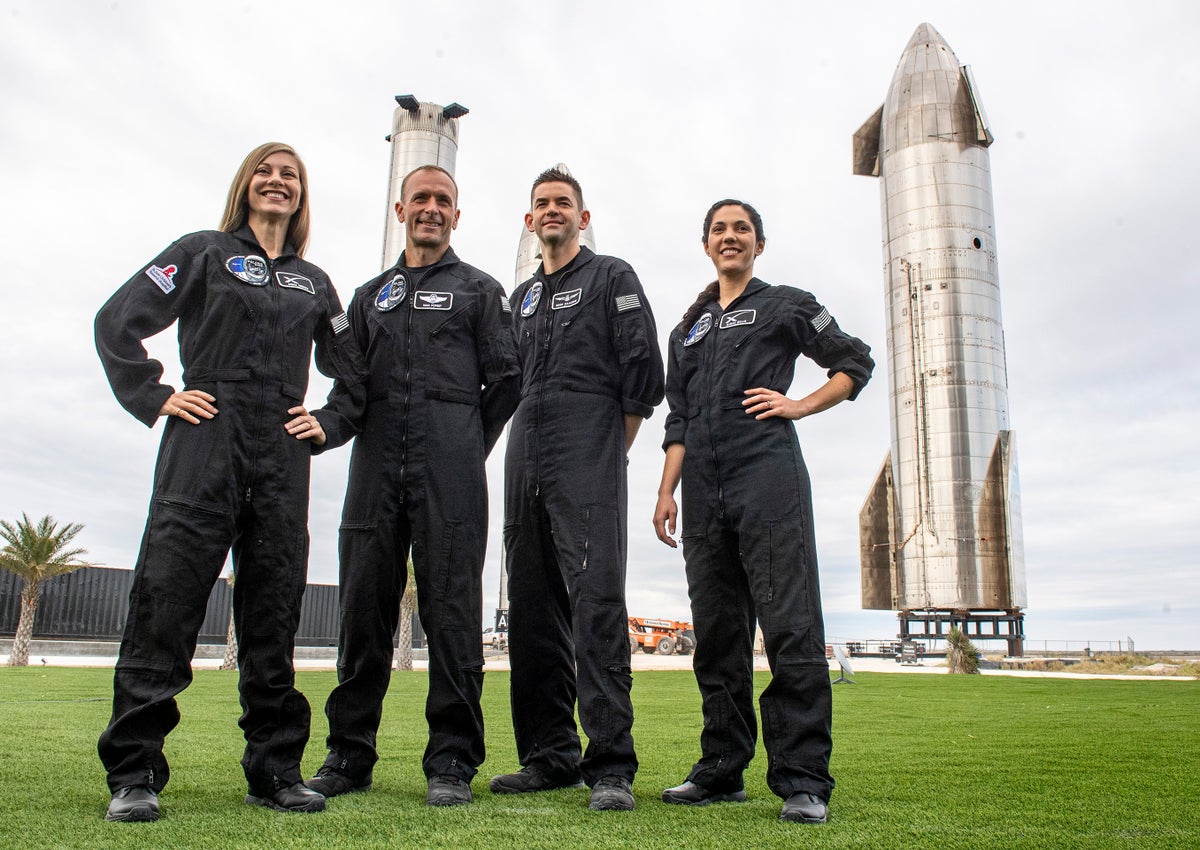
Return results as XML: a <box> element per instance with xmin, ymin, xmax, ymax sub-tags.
<box><xmin>684</xmin><ymin>312</ymin><xmax>713</xmax><ymax>347</ymax></box>
<box><xmin>521</xmin><ymin>281</ymin><xmax>543</xmax><ymax>317</ymax></box>
<box><xmin>376</xmin><ymin>274</ymin><xmax>407</xmax><ymax>312</ymax></box>
<box><xmin>226</xmin><ymin>254</ymin><xmax>269</xmax><ymax>285</ymax></box>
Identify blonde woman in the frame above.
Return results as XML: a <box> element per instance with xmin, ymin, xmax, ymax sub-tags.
<box><xmin>95</xmin><ymin>143</ymin><xmax>363</xmax><ymax>821</ymax></box>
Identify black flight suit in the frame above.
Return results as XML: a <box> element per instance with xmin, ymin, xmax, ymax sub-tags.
<box><xmin>503</xmin><ymin>246</ymin><xmax>665</xmax><ymax>785</ymax></box>
<box><xmin>317</xmin><ymin>248</ymin><xmax>520</xmax><ymax>784</ymax></box>
<box><xmin>95</xmin><ymin>226</ymin><xmax>364</xmax><ymax>797</ymax></box>
<box><xmin>662</xmin><ymin>278</ymin><xmax>873</xmax><ymax>803</ymax></box>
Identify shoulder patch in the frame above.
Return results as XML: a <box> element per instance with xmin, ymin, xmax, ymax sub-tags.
<box><xmin>551</xmin><ymin>288</ymin><xmax>582</xmax><ymax>310</ymax></box>
<box><xmin>810</xmin><ymin>306</ymin><xmax>831</xmax><ymax>333</ymax></box>
<box><xmin>719</xmin><ymin>309</ymin><xmax>756</xmax><ymax>329</ymax></box>
<box><xmin>615</xmin><ymin>293</ymin><xmax>641</xmax><ymax>313</ymax></box>
<box><xmin>276</xmin><ymin>271</ymin><xmax>315</xmax><ymax>294</ymax></box>
<box><xmin>501</xmin><ymin>296</ymin><xmax>512</xmax><ymax>313</ymax></box>
<box><xmin>683</xmin><ymin>312</ymin><xmax>713</xmax><ymax>347</ymax></box>
<box><xmin>414</xmin><ymin>290</ymin><xmax>453</xmax><ymax>310</ymax></box>
<box><xmin>145</xmin><ymin>263</ymin><xmax>177</xmax><ymax>294</ymax></box>
<box><xmin>331</xmin><ymin>312</ymin><xmax>350</xmax><ymax>335</ymax></box>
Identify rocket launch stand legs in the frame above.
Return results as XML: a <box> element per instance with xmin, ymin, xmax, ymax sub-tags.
<box><xmin>899</xmin><ymin>608</ymin><xmax>1026</xmax><ymax>658</ymax></box>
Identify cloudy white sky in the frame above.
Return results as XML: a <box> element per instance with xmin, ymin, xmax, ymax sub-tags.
<box><xmin>2</xmin><ymin>1</ymin><xmax>1197</xmax><ymax>651</ymax></box>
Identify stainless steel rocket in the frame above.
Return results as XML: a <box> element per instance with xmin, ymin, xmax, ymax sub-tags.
<box><xmin>380</xmin><ymin>95</ymin><xmax>468</xmax><ymax>270</ymax></box>
<box><xmin>854</xmin><ymin>24</ymin><xmax>1026</xmax><ymax>635</ymax></box>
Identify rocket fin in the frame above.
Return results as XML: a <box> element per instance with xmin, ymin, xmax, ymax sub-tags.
<box><xmin>977</xmin><ymin>431</ymin><xmax>1026</xmax><ymax>608</ymax></box>
<box><xmin>859</xmin><ymin>452</ymin><xmax>897</xmax><ymax>609</ymax></box>
<box><xmin>852</xmin><ymin>104</ymin><xmax>884</xmax><ymax>176</ymax></box>
<box><xmin>960</xmin><ymin>65</ymin><xmax>995</xmax><ymax>146</ymax></box>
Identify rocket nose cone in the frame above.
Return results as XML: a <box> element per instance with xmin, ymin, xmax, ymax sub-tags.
<box><xmin>892</xmin><ymin>21</ymin><xmax>963</xmax><ymax>79</ymax></box>
<box><xmin>906</xmin><ymin>22</ymin><xmax>949</xmax><ymax>51</ymax></box>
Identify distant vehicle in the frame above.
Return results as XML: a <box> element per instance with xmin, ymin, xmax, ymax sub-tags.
<box><xmin>482</xmin><ymin>627</ymin><xmax>508</xmax><ymax>652</ymax></box>
<box><xmin>628</xmin><ymin>617</ymin><xmax>696</xmax><ymax>655</ymax></box>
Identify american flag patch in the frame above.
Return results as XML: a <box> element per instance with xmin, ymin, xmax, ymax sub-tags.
<box><xmin>501</xmin><ymin>297</ymin><xmax>512</xmax><ymax>313</ymax></box>
<box><xmin>615</xmin><ymin>293</ymin><xmax>641</xmax><ymax>313</ymax></box>
<box><xmin>331</xmin><ymin>312</ymin><xmax>350</xmax><ymax>335</ymax></box>
<box><xmin>810</xmin><ymin>307</ymin><xmax>831</xmax><ymax>334</ymax></box>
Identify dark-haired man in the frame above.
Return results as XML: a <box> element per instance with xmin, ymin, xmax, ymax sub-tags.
<box><xmin>308</xmin><ymin>165</ymin><xmax>520</xmax><ymax>807</ymax></box>
<box><xmin>492</xmin><ymin>168</ymin><xmax>664</xmax><ymax>811</ymax></box>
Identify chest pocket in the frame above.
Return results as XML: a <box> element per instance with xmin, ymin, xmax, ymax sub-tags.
<box><xmin>422</xmin><ymin>303</ymin><xmax>481</xmax><ymax>404</ymax></box>
<box><xmin>721</xmin><ymin>315</ymin><xmax>785</xmax><ymax>401</ymax></box>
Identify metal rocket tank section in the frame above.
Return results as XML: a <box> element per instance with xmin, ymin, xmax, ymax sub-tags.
<box><xmin>854</xmin><ymin>24</ymin><xmax>1026</xmax><ymax>651</ymax></box>
<box><xmin>381</xmin><ymin>95</ymin><xmax>468</xmax><ymax>270</ymax></box>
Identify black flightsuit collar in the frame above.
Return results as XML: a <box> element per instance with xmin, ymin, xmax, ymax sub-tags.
<box><xmin>396</xmin><ymin>245</ymin><xmax>461</xmax><ymax>275</ymax></box>
<box><xmin>232</xmin><ymin>223</ymin><xmax>299</xmax><ymax>261</ymax></box>
<box><xmin>535</xmin><ymin>245</ymin><xmax>595</xmax><ymax>284</ymax></box>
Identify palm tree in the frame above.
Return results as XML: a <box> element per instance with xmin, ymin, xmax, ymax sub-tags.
<box><xmin>219</xmin><ymin>570</ymin><xmax>237</xmax><ymax>670</ymax></box>
<box><xmin>395</xmin><ymin>559</ymin><xmax>417</xmax><ymax>671</ymax></box>
<box><xmin>1</xmin><ymin>514</ymin><xmax>90</xmax><ymax>667</ymax></box>
<box><xmin>945</xmin><ymin>625</ymin><xmax>982</xmax><ymax>674</ymax></box>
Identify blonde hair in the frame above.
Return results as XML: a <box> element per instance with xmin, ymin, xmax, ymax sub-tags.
<box><xmin>219</xmin><ymin>142</ymin><xmax>311</xmax><ymax>257</ymax></box>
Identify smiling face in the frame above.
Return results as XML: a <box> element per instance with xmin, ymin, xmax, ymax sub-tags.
<box><xmin>703</xmin><ymin>204</ymin><xmax>764</xmax><ymax>278</ymax></box>
<box><xmin>246</xmin><ymin>151</ymin><xmax>302</xmax><ymax>221</ymax></box>
<box><xmin>526</xmin><ymin>180</ymin><xmax>589</xmax><ymax>249</ymax></box>
<box><xmin>397</xmin><ymin>167</ymin><xmax>460</xmax><ymax>254</ymax></box>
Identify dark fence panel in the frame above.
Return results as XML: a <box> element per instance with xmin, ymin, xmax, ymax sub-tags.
<box><xmin>0</xmin><ymin>567</ymin><xmax>358</xmax><ymax>647</ymax></box>
<box><xmin>1</xmin><ymin>566</ymin><xmax>350</xmax><ymax>648</ymax></box>
<box><xmin>0</xmin><ymin>566</ymin><xmax>134</xmax><ymax>640</ymax></box>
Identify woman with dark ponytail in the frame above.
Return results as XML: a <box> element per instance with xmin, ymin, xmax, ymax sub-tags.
<box><xmin>653</xmin><ymin>200</ymin><xmax>874</xmax><ymax>824</ymax></box>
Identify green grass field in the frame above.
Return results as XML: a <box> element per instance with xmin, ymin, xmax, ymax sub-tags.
<box><xmin>0</xmin><ymin>666</ymin><xmax>1195</xmax><ymax>849</ymax></box>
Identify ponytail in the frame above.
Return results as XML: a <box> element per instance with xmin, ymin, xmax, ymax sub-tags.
<box><xmin>678</xmin><ymin>281</ymin><xmax>720</xmax><ymax>337</ymax></box>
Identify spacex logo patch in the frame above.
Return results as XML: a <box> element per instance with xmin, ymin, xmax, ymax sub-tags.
<box><xmin>719</xmin><ymin>309</ymin><xmax>756</xmax><ymax>329</ymax></box>
<box><xmin>276</xmin><ymin>271</ymin><xmax>315</xmax><ymax>294</ymax></box>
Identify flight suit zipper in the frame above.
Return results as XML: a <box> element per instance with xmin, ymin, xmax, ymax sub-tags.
<box><xmin>247</xmin><ymin>254</ymin><xmax>283</xmax><ymax>505</ymax></box>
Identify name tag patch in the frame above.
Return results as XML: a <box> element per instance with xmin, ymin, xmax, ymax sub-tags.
<box><xmin>719</xmin><ymin>309</ymin><xmax>756</xmax><ymax>329</ymax></box>
<box><xmin>521</xmin><ymin>282</ymin><xmax>543</xmax><ymax>317</ymax></box>
<box><xmin>226</xmin><ymin>254</ymin><xmax>269</xmax><ymax>285</ymax></box>
<box><xmin>414</xmin><ymin>290</ymin><xmax>453</xmax><ymax>310</ymax></box>
<box><xmin>145</xmin><ymin>263</ymin><xmax>177</xmax><ymax>294</ymax></box>
<box><xmin>276</xmin><ymin>271</ymin><xmax>314</xmax><ymax>294</ymax></box>
<box><xmin>376</xmin><ymin>274</ymin><xmax>407</xmax><ymax>312</ymax></box>
<box><xmin>551</xmin><ymin>288</ymin><xmax>582</xmax><ymax>310</ymax></box>
<box><xmin>684</xmin><ymin>312</ymin><xmax>713</xmax><ymax>347</ymax></box>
